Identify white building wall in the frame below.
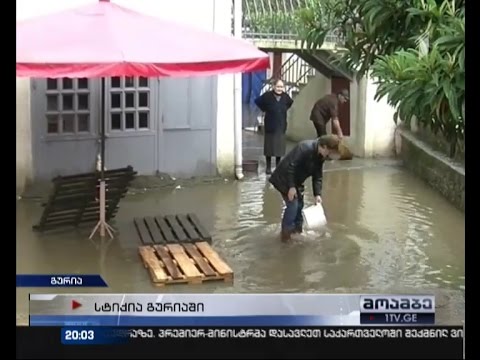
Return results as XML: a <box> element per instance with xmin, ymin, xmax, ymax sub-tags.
<box><xmin>16</xmin><ymin>79</ymin><xmax>32</xmax><ymax>195</ymax></box>
<box><xmin>361</xmin><ymin>77</ymin><xmax>397</xmax><ymax>157</ymax></box>
<box><xmin>213</xmin><ymin>0</ymin><xmax>236</xmax><ymax>176</ymax></box>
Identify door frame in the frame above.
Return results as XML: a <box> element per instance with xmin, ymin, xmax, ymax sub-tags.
<box><xmin>331</xmin><ymin>76</ymin><xmax>351</xmax><ymax>136</ymax></box>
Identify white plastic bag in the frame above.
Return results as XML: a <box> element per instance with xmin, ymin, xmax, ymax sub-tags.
<box><xmin>302</xmin><ymin>204</ymin><xmax>327</xmax><ymax>230</ymax></box>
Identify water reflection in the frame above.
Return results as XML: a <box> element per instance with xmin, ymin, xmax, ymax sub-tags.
<box><xmin>16</xmin><ymin>160</ymin><xmax>465</xmax><ymax>324</ymax></box>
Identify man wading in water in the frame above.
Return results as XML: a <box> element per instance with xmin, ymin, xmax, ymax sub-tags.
<box><xmin>269</xmin><ymin>135</ymin><xmax>340</xmax><ymax>242</ymax></box>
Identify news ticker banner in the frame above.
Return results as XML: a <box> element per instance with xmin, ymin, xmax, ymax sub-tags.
<box><xmin>16</xmin><ymin>326</ymin><xmax>464</xmax><ymax>359</ymax></box>
<box><xmin>29</xmin><ymin>293</ymin><xmax>435</xmax><ymax>326</ymax></box>
<box><xmin>58</xmin><ymin>326</ymin><xmax>464</xmax><ymax>345</ymax></box>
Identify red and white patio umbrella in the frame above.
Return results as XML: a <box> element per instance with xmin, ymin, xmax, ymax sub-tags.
<box><xmin>17</xmin><ymin>0</ymin><xmax>269</xmax><ymax>238</ymax></box>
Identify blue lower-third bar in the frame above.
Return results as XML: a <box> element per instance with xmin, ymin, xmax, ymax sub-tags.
<box><xmin>30</xmin><ymin>315</ymin><xmax>353</xmax><ymax>326</ymax></box>
<box><xmin>17</xmin><ymin>274</ymin><xmax>108</xmax><ymax>287</ymax></box>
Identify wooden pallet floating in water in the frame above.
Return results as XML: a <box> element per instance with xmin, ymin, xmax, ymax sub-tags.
<box><xmin>138</xmin><ymin>242</ymin><xmax>233</xmax><ymax>286</ymax></box>
<box><xmin>134</xmin><ymin>214</ymin><xmax>212</xmax><ymax>245</ymax></box>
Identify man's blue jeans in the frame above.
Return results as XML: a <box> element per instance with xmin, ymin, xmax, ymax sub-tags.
<box><xmin>281</xmin><ymin>190</ymin><xmax>304</xmax><ymax>232</ymax></box>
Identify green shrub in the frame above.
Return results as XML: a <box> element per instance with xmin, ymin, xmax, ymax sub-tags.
<box><xmin>298</xmin><ymin>0</ymin><xmax>465</xmax><ymax>157</ymax></box>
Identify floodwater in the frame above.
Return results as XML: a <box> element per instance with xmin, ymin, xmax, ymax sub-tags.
<box><xmin>16</xmin><ymin>132</ymin><xmax>465</xmax><ymax>325</ymax></box>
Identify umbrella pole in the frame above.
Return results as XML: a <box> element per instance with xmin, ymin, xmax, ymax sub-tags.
<box><xmin>89</xmin><ymin>77</ymin><xmax>115</xmax><ymax>239</ymax></box>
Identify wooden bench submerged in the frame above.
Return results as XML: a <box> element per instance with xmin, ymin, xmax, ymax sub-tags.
<box><xmin>33</xmin><ymin>166</ymin><xmax>137</xmax><ymax>232</ymax></box>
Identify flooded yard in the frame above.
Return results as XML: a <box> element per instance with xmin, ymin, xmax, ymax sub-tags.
<box><xmin>16</xmin><ymin>133</ymin><xmax>465</xmax><ymax>326</ymax></box>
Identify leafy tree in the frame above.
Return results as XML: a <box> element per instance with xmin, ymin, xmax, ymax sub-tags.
<box><xmin>299</xmin><ymin>0</ymin><xmax>465</xmax><ymax>157</ymax></box>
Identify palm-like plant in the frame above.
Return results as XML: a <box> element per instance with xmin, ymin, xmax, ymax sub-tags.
<box><xmin>298</xmin><ymin>0</ymin><xmax>465</xmax><ymax>157</ymax></box>
<box><xmin>372</xmin><ymin>3</ymin><xmax>464</xmax><ymax>156</ymax></box>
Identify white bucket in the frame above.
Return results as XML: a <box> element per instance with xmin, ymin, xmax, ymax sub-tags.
<box><xmin>302</xmin><ymin>204</ymin><xmax>327</xmax><ymax>230</ymax></box>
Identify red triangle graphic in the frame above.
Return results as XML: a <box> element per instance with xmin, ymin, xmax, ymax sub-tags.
<box><xmin>72</xmin><ymin>300</ymin><xmax>82</xmax><ymax>310</ymax></box>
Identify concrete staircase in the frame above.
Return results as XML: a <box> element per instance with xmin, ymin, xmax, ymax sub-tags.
<box><xmin>260</xmin><ymin>50</ymin><xmax>353</xmax><ymax>101</ymax></box>
<box><xmin>296</xmin><ymin>50</ymin><xmax>353</xmax><ymax>81</ymax></box>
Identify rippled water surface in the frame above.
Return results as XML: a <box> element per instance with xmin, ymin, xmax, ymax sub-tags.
<box><xmin>16</xmin><ymin>159</ymin><xmax>465</xmax><ymax>325</ymax></box>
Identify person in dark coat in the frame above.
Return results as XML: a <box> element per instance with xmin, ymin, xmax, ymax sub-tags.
<box><xmin>310</xmin><ymin>89</ymin><xmax>349</xmax><ymax>138</ymax></box>
<box><xmin>255</xmin><ymin>79</ymin><xmax>294</xmax><ymax>175</ymax></box>
<box><xmin>269</xmin><ymin>135</ymin><xmax>340</xmax><ymax>242</ymax></box>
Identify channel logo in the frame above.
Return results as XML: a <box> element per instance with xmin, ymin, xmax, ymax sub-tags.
<box><xmin>360</xmin><ymin>295</ymin><xmax>435</xmax><ymax>325</ymax></box>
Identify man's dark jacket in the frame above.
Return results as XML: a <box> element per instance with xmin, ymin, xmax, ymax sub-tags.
<box><xmin>269</xmin><ymin>139</ymin><xmax>324</xmax><ymax>196</ymax></box>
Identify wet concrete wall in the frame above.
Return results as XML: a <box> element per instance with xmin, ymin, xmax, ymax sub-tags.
<box><xmin>399</xmin><ymin>130</ymin><xmax>465</xmax><ymax>212</ymax></box>
<box><xmin>410</xmin><ymin>119</ymin><xmax>464</xmax><ymax>165</ymax></box>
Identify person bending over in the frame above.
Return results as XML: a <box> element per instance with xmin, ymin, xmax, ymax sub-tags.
<box><xmin>268</xmin><ymin>135</ymin><xmax>340</xmax><ymax>242</ymax></box>
<box><xmin>310</xmin><ymin>89</ymin><xmax>349</xmax><ymax>138</ymax></box>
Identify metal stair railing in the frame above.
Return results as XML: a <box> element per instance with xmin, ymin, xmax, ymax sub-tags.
<box><xmin>260</xmin><ymin>53</ymin><xmax>315</xmax><ymax>96</ymax></box>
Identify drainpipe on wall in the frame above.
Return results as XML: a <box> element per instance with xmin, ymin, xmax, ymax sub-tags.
<box><xmin>233</xmin><ymin>0</ymin><xmax>244</xmax><ymax>180</ymax></box>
